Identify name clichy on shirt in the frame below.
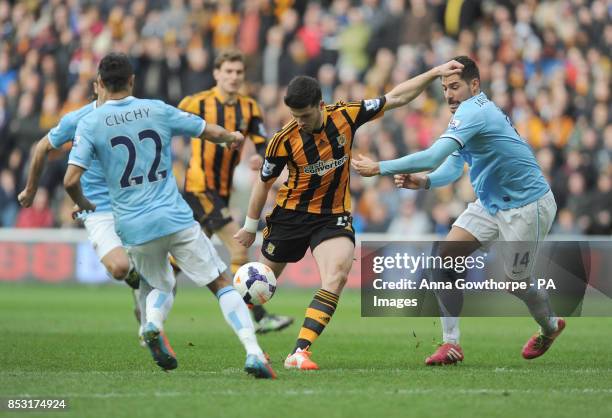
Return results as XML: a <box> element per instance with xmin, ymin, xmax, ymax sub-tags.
<box><xmin>105</xmin><ymin>108</ymin><xmax>151</xmax><ymax>127</ymax></box>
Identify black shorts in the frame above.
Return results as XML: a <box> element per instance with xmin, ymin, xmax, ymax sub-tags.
<box><xmin>183</xmin><ymin>190</ymin><xmax>232</xmax><ymax>233</ymax></box>
<box><xmin>261</xmin><ymin>206</ymin><xmax>355</xmax><ymax>263</ymax></box>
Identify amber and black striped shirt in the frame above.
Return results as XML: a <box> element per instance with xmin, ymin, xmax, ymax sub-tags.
<box><xmin>261</xmin><ymin>97</ymin><xmax>386</xmax><ymax>215</ymax></box>
<box><xmin>179</xmin><ymin>87</ymin><xmax>267</xmax><ymax>196</ymax></box>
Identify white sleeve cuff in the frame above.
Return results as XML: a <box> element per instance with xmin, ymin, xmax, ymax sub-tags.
<box><xmin>196</xmin><ymin>120</ymin><xmax>207</xmax><ymax>137</ymax></box>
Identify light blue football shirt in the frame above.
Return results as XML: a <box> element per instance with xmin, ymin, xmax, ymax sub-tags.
<box><xmin>439</xmin><ymin>92</ymin><xmax>550</xmax><ymax>214</ymax></box>
<box><xmin>48</xmin><ymin>102</ymin><xmax>112</xmax><ymax>214</ymax></box>
<box><xmin>68</xmin><ymin>96</ymin><xmax>206</xmax><ymax>246</ymax></box>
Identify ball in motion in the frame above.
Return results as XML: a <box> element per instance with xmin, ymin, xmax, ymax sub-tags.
<box><xmin>233</xmin><ymin>262</ymin><xmax>277</xmax><ymax>306</ymax></box>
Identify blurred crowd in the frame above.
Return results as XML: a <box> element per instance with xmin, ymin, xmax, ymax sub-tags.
<box><xmin>0</xmin><ymin>0</ymin><xmax>610</xmax><ymax>236</ymax></box>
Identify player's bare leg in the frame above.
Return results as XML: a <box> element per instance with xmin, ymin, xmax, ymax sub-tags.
<box><xmin>207</xmin><ymin>273</ymin><xmax>276</xmax><ymax>379</ymax></box>
<box><xmin>217</xmin><ymin>221</ymin><xmax>294</xmax><ymax>333</ymax></box>
<box><xmin>259</xmin><ymin>258</ymin><xmax>286</xmax><ymax>279</ymax></box>
<box><xmin>427</xmin><ymin>226</ymin><xmax>480</xmax><ymax>366</ymax></box>
<box><xmin>284</xmin><ymin>236</ymin><xmax>354</xmax><ymax>370</ymax></box>
<box><xmin>100</xmin><ymin>246</ymin><xmax>146</xmax><ymax>344</ymax></box>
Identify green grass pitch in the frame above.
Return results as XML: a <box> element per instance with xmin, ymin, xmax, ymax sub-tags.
<box><xmin>1</xmin><ymin>283</ymin><xmax>611</xmax><ymax>418</ymax></box>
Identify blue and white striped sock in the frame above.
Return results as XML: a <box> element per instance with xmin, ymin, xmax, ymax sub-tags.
<box><xmin>216</xmin><ymin>286</ymin><xmax>263</xmax><ymax>357</ymax></box>
<box><xmin>145</xmin><ymin>288</ymin><xmax>174</xmax><ymax>330</ymax></box>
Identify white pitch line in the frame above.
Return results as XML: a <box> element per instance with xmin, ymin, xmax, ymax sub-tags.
<box><xmin>7</xmin><ymin>388</ymin><xmax>612</xmax><ymax>399</ymax></box>
<box><xmin>5</xmin><ymin>368</ymin><xmax>612</xmax><ymax>376</ymax></box>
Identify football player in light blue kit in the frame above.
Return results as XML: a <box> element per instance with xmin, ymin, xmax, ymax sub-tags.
<box><xmin>17</xmin><ymin>81</ymin><xmax>148</xmax><ymax>344</ymax></box>
<box><xmin>352</xmin><ymin>56</ymin><xmax>564</xmax><ymax>365</ymax></box>
<box><xmin>64</xmin><ymin>53</ymin><xmax>275</xmax><ymax>378</ymax></box>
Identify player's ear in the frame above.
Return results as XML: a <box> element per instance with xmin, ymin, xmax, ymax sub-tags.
<box><xmin>128</xmin><ymin>74</ymin><xmax>135</xmax><ymax>89</ymax></box>
<box><xmin>319</xmin><ymin>100</ymin><xmax>325</xmax><ymax>110</ymax></box>
<box><xmin>470</xmin><ymin>78</ymin><xmax>480</xmax><ymax>95</ymax></box>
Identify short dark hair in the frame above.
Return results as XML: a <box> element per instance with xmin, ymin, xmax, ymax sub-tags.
<box><xmin>284</xmin><ymin>76</ymin><xmax>322</xmax><ymax>109</ymax></box>
<box><xmin>452</xmin><ymin>55</ymin><xmax>480</xmax><ymax>83</ymax></box>
<box><xmin>98</xmin><ymin>53</ymin><xmax>133</xmax><ymax>93</ymax></box>
<box><xmin>214</xmin><ymin>49</ymin><xmax>245</xmax><ymax>69</ymax></box>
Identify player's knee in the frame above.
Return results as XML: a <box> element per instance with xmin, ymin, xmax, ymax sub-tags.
<box><xmin>106</xmin><ymin>260</ymin><xmax>130</xmax><ymax>280</ymax></box>
<box><xmin>323</xmin><ymin>264</ymin><xmax>349</xmax><ymax>293</ymax></box>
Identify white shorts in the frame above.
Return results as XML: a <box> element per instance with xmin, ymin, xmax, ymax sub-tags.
<box><xmin>453</xmin><ymin>190</ymin><xmax>557</xmax><ymax>280</ymax></box>
<box><xmin>83</xmin><ymin>212</ymin><xmax>123</xmax><ymax>260</ymax></box>
<box><xmin>127</xmin><ymin>222</ymin><xmax>227</xmax><ymax>292</ymax></box>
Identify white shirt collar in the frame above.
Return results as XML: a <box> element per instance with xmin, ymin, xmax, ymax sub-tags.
<box><xmin>104</xmin><ymin>96</ymin><xmax>135</xmax><ymax>106</ymax></box>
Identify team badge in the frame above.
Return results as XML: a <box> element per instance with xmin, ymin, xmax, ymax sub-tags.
<box><xmin>221</xmin><ymin>207</ymin><xmax>231</xmax><ymax>218</ymax></box>
<box><xmin>239</xmin><ymin>119</ymin><xmax>248</xmax><ymax>132</ymax></box>
<box><xmin>336</xmin><ymin>134</ymin><xmax>347</xmax><ymax>146</ymax></box>
<box><xmin>265</xmin><ymin>243</ymin><xmax>276</xmax><ymax>255</ymax></box>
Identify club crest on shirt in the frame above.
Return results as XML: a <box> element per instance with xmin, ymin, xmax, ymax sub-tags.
<box><xmin>336</xmin><ymin>134</ymin><xmax>347</xmax><ymax>146</ymax></box>
<box><xmin>239</xmin><ymin>119</ymin><xmax>248</xmax><ymax>132</ymax></box>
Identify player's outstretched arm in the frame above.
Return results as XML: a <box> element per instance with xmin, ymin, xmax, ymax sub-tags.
<box><xmin>17</xmin><ymin>135</ymin><xmax>54</xmax><ymax>208</ymax></box>
<box><xmin>234</xmin><ymin>178</ymin><xmax>274</xmax><ymax>248</ymax></box>
<box><xmin>383</xmin><ymin>60</ymin><xmax>464</xmax><ymax>111</ymax></box>
<box><xmin>64</xmin><ymin>164</ymin><xmax>96</xmax><ymax>214</ymax></box>
<box><xmin>200</xmin><ymin>123</ymin><xmax>245</xmax><ymax>149</ymax></box>
<box><xmin>394</xmin><ymin>154</ymin><xmax>464</xmax><ymax>190</ymax></box>
<box><xmin>351</xmin><ymin>137</ymin><xmax>460</xmax><ymax>177</ymax></box>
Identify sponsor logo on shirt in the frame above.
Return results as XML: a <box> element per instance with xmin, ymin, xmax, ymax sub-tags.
<box><xmin>303</xmin><ymin>155</ymin><xmax>348</xmax><ymax>176</ymax></box>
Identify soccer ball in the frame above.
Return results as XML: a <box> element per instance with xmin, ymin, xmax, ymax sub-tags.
<box><xmin>233</xmin><ymin>262</ymin><xmax>277</xmax><ymax>306</ymax></box>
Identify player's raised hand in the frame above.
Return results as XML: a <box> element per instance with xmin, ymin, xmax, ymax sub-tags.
<box><xmin>249</xmin><ymin>154</ymin><xmax>264</xmax><ymax>170</ymax></box>
<box><xmin>393</xmin><ymin>173</ymin><xmax>428</xmax><ymax>189</ymax></box>
<box><xmin>351</xmin><ymin>154</ymin><xmax>380</xmax><ymax>177</ymax></box>
<box><xmin>435</xmin><ymin>60</ymin><xmax>464</xmax><ymax>78</ymax></box>
<box><xmin>234</xmin><ymin>228</ymin><xmax>256</xmax><ymax>248</ymax></box>
<box><xmin>17</xmin><ymin>188</ymin><xmax>36</xmax><ymax>208</ymax></box>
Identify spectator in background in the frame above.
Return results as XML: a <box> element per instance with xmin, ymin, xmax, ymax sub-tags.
<box><xmin>337</xmin><ymin>7</ymin><xmax>370</xmax><ymax>78</ymax></box>
<box><xmin>9</xmin><ymin>92</ymin><xmax>44</xmax><ymax>154</ymax></box>
<box><xmin>0</xmin><ymin>95</ymin><xmax>9</xmax><ymax>164</ymax></box>
<box><xmin>0</xmin><ymin>49</ymin><xmax>16</xmax><ymax>95</ymax></box>
<box><xmin>15</xmin><ymin>187</ymin><xmax>53</xmax><ymax>228</ymax></box>
<box><xmin>0</xmin><ymin>169</ymin><xmax>18</xmax><ymax>227</ymax></box>
<box><xmin>0</xmin><ymin>0</ymin><xmax>609</xmax><ymax>236</ymax></box>
<box><xmin>183</xmin><ymin>47</ymin><xmax>214</xmax><ymax>95</ymax></box>
<box><xmin>387</xmin><ymin>198</ymin><xmax>431</xmax><ymax>236</ymax></box>
<box><xmin>210</xmin><ymin>0</ymin><xmax>240</xmax><ymax>51</ymax></box>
